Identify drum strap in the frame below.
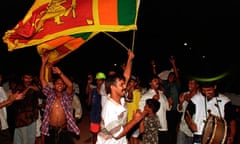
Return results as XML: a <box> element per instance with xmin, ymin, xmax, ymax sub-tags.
<box><xmin>204</xmin><ymin>97</ymin><xmax>208</xmax><ymax>120</ymax></box>
<box><xmin>204</xmin><ymin>97</ymin><xmax>223</xmax><ymax>120</ymax></box>
<box><xmin>215</xmin><ymin>97</ymin><xmax>227</xmax><ymax>144</ymax></box>
<box><xmin>215</xmin><ymin>97</ymin><xmax>223</xmax><ymax>119</ymax></box>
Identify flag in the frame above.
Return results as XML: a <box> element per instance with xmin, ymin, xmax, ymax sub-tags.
<box><xmin>3</xmin><ymin>0</ymin><xmax>140</xmax><ymax>63</ymax></box>
<box><xmin>37</xmin><ymin>32</ymin><xmax>98</xmax><ymax>63</ymax></box>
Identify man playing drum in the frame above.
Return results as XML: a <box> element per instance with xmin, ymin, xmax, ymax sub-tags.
<box><xmin>184</xmin><ymin>81</ymin><xmax>236</xmax><ymax>144</ymax></box>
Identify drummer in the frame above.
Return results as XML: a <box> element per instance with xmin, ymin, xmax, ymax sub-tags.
<box><xmin>184</xmin><ymin>81</ymin><xmax>236</xmax><ymax>144</ymax></box>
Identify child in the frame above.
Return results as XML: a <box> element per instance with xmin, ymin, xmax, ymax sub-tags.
<box><xmin>139</xmin><ymin>98</ymin><xmax>161</xmax><ymax>144</ymax></box>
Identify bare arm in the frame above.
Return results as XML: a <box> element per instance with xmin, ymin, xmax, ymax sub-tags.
<box><xmin>184</xmin><ymin>100</ymin><xmax>197</xmax><ymax>132</ymax></box>
<box><xmin>185</xmin><ymin>110</ymin><xmax>197</xmax><ymax>132</ymax></box>
<box><xmin>40</xmin><ymin>54</ymin><xmax>49</xmax><ymax>88</ymax></box>
<box><xmin>52</xmin><ymin>66</ymin><xmax>73</xmax><ymax>95</ymax></box>
<box><xmin>227</xmin><ymin>120</ymin><xmax>236</xmax><ymax>144</ymax></box>
<box><xmin>150</xmin><ymin>59</ymin><xmax>157</xmax><ymax>75</ymax></box>
<box><xmin>169</xmin><ymin>56</ymin><xmax>179</xmax><ymax>82</ymax></box>
<box><xmin>0</xmin><ymin>91</ymin><xmax>24</xmax><ymax>108</ymax></box>
<box><xmin>115</xmin><ymin>109</ymin><xmax>147</xmax><ymax>139</ymax></box>
<box><xmin>177</xmin><ymin>92</ymin><xmax>185</xmax><ymax>112</ymax></box>
<box><xmin>0</xmin><ymin>97</ymin><xmax>13</xmax><ymax>108</ymax></box>
<box><xmin>139</xmin><ymin>119</ymin><xmax>144</xmax><ymax>134</ymax></box>
<box><xmin>123</xmin><ymin>50</ymin><xmax>135</xmax><ymax>85</ymax></box>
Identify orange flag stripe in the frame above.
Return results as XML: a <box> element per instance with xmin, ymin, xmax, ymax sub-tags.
<box><xmin>98</xmin><ymin>0</ymin><xmax>118</xmax><ymax>25</ymax></box>
<box><xmin>37</xmin><ymin>32</ymin><xmax>98</xmax><ymax>63</ymax></box>
<box><xmin>37</xmin><ymin>36</ymin><xmax>83</xmax><ymax>63</ymax></box>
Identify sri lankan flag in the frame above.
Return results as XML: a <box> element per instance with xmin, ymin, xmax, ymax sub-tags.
<box><xmin>3</xmin><ymin>0</ymin><xmax>140</xmax><ymax>63</ymax></box>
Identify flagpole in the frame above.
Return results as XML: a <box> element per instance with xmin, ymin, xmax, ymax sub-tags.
<box><xmin>131</xmin><ymin>30</ymin><xmax>136</xmax><ymax>52</ymax></box>
<box><xmin>103</xmin><ymin>32</ymin><xmax>129</xmax><ymax>51</ymax></box>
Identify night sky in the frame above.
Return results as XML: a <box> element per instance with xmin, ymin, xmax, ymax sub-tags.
<box><xmin>1</xmin><ymin>0</ymin><xmax>240</xmax><ymax>93</ymax></box>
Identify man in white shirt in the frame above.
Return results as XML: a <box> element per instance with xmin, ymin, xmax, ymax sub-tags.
<box><xmin>96</xmin><ymin>73</ymin><xmax>146</xmax><ymax>144</ymax></box>
<box><xmin>185</xmin><ymin>81</ymin><xmax>237</xmax><ymax>144</ymax></box>
<box><xmin>138</xmin><ymin>74</ymin><xmax>173</xmax><ymax>144</ymax></box>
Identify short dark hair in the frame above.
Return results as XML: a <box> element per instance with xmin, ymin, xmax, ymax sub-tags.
<box><xmin>148</xmin><ymin>74</ymin><xmax>159</xmax><ymax>83</ymax></box>
<box><xmin>199</xmin><ymin>81</ymin><xmax>217</xmax><ymax>88</ymax></box>
<box><xmin>200</xmin><ymin>81</ymin><xmax>219</xmax><ymax>96</ymax></box>
<box><xmin>105</xmin><ymin>73</ymin><xmax>125</xmax><ymax>94</ymax></box>
<box><xmin>146</xmin><ymin>98</ymin><xmax>160</xmax><ymax>113</ymax></box>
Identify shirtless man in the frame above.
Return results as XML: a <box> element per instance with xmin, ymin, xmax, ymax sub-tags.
<box><xmin>40</xmin><ymin>53</ymin><xmax>80</xmax><ymax>144</ymax></box>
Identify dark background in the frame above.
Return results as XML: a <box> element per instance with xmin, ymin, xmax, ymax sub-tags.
<box><xmin>1</xmin><ymin>0</ymin><xmax>240</xmax><ymax>93</ymax></box>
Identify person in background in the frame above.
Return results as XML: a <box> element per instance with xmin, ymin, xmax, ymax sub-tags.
<box><xmin>40</xmin><ymin>53</ymin><xmax>80</xmax><ymax>144</ymax></box>
<box><xmin>185</xmin><ymin>81</ymin><xmax>237</xmax><ymax>144</ymax></box>
<box><xmin>139</xmin><ymin>98</ymin><xmax>161</xmax><ymax>144</ymax></box>
<box><xmin>176</xmin><ymin>79</ymin><xmax>200</xmax><ymax>144</ymax></box>
<box><xmin>72</xmin><ymin>92</ymin><xmax>82</xmax><ymax>123</ymax></box>
<box><xmin>96</xmin><ymin>73</ymin><xmax>147</xmax><ymax>144</ymax></box>
<box><xmin>12</xmin><ymin>72</ymin><xmax>42</xmax><ymax>144</ymax></box>
<box><xmin>138</xmin><ymin>74</ymin><xmax>173</xmax><ymax>144</ymax></box>
<box><xmin>33</xmin><ymin>76</ymin><xmax>46</xmax><ymax>144</ymax></box>
<box><xmin>70</xmin><ymin>76</ymin><xmax>80</xmax><ymax>98</ymax></box>
<box><xmin>0</xmin><ymin>74</ymin><xmax>24</xmax><ymax>144</ymax></box>
<box><xmin>126</xmin><ymin>75</ymin><xmax>142</xmax><ymax>144</ymax></box>
<box><xmin>2</xmin><ymin>73</ymin><xmax>19</xmax><ymax>140</ymax></box>
<box><xmin>83</xmin><ymin>72</ymin><xmax>96</xmax><ymax>112</ymax></box>
<box><xmin>88</xmin><ymin>72</ymin><xmax>106</xmax><ymax>144</ymax></box>
<box><xmin>159</xmin><ymin>56</ymin><xmax>181</xmax><ymax>144</ymax></box>
<box><xmin>69</xmin><ymin>76</ymin><xmax>82</xmax><ymax>124</ymax></box>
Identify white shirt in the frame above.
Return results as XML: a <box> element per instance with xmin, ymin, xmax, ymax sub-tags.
<box><xmin>191</xmin><ymin>93</ymin><xmax>230</xmax><ymax>135</ymax></box>
<box><xmin>72</xmin><ymin>94</ymin><xmax>82</xmax><ymax>119</ymax></box>
<box><xmin>177</xmin><ymin>91</ymin><xmax>194</xmax><ymax>137</ymax></box>
<box><xmin>139</xmin><ymin>88</ymin><xmax>171</xmax><ymax>131</ymax></box>
<box><xmin>96</xmin><ymin>97</ymin><xmax>127</xmax><ymax>144</ymax></box>
<box><xmin>100</xmin><ymin>82</ymin><xmax>107</xmax><ymax>108</ymax></box>
<box><xmin>0</xmin><ymin>87</ymin><xmax>8</xmax><ymax>130</ymax></box>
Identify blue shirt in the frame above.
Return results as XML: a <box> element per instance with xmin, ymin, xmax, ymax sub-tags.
<box><xmin>90</xmin><ymin>88</ymin><xmax>102</xmax><ymax>123</ymax></box>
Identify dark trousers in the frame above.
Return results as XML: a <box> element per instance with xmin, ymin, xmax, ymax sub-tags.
<box><xmin>0</xmin><ymin>128</ymin><xmax>12</xmax><ymax>144</ymax></box>
<box><xmin>44</xmin><ymin>126</ymin><xmax>75</xmax><ymax>144</ymax></box>
<box><xmin>158</xmin><ymin>130</ymin><xmax>169</xmax><ymax>144</ymax></box>
<box><xmin>167</xmin><ymin>110</ymin><xmax>181</xmax><ymax>144</ymax></box>
<box><xmin>193</xmin><ymin>134</ymin><xmax>202</xmax><ymax>144</ymax></box>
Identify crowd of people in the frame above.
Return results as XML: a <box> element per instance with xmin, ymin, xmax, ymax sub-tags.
<box><xmin>0</xmin><ymin>49</ymin><xmax>239</xmax><ymax>144</ymax></box>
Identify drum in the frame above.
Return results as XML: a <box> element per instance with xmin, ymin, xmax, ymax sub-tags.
<box><xmin>201</xmin><ymin>115</ymin><xmax>227</xmax><ymax>144</ymax></box>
